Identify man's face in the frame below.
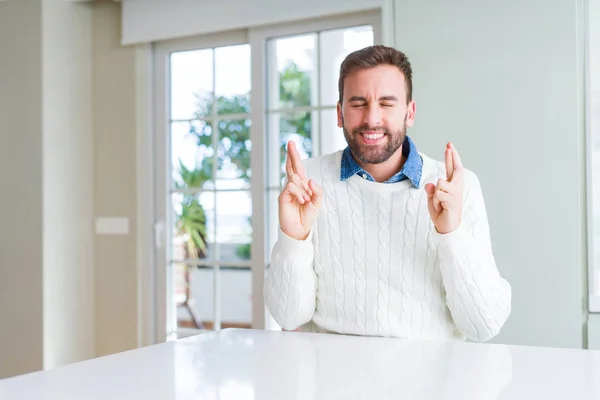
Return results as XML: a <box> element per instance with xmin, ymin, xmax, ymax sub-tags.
<box><xmin>337</xmin><ymin>65</ymin><xmax>416</xmax><ymax>164</ymax></box>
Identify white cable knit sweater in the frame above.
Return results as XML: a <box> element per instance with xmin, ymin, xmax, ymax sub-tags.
<box><xmin>264</xmin><ymin>150</ymin><xmax>511</xmax><ymax>342</ymax></box>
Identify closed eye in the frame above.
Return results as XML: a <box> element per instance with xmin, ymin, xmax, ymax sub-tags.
<box><xmin>347</xmin><ymin>96</ymin><xmax>398</xmax><ymax>108</ymax></box>
<box><xmin>348</xmin><ymin>96</ymin><xmax>367</xmax><ymax>108</ymax></box>
<box><xmin>379</xmin><ymin>96</ymin><xmax>398</xmax><ymax>108</ymax></box>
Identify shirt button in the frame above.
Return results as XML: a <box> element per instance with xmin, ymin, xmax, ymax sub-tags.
<box><xmin>361</xmin><ymin>173</ymin><xmax>367</xmax><ymax>179</ymax></box>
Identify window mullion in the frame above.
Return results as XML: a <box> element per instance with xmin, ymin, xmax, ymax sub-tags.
<box><xmin>210</xmin><ymin>47</ymin><xmax>222</xmax><ymax>331</ymax></box>
<box><xmin>316</xmin><ymin>31</ymin><xmax>323</xmax><ymax>157</ymax></box>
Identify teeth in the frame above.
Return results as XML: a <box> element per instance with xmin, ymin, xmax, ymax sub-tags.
<box><xmin>362</xmin><ymin>133</ymin><xmax>384</xmax><ymax>140</ymax></box>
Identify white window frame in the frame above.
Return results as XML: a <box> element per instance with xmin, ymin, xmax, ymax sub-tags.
<box><xmin>586</xmin><ymin>0</ymin><xmax>600</xmax><ymax>313</ymax></box>
<box><xmin>138</xmin><ymin>9</ymin><xmax>386</xmax><ymax>344</ymax></box>
<box><xmin>153</xmin><ymin>29</ymin><xmax>254</xmax><ymax>341</ymax></box>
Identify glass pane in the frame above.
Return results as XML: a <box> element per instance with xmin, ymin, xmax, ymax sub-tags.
<box><xmin>320</xmin><ymin>108</ymin><xmax>347</xmax><ymax>155</ymax></box>
<box><xmin>268</xmin><ymin>112</ymin><xmax>313</xmax><ymax>185</ymax></box>
<box><xmin>171</xmin><ymin>192</ymin><xmax>215</xmax><ymax>262</ymax></box>
<box><xmin>215</xmin><ymin>45</ymin><xmax>251</xmax><ymax>115</ymax></box>
<box><xmin>268</xmin><ymin>34</ymin><xmax>317</xmax><ymax>110</ymax></box>
<box><xmin>266</xmin><ymin>188</ymin><xmax>280</xmax><ymax>258</ymax></box>
<box><xmin>171</xmin><ymin>120</ymin><xmax>215</xmax><ymax>189</ymax></box>
<box><xmin>217</xmin><ymin>119</ymin><xmax>251</xmax><ymax>190</ymax></box>
<box><xmin>319</xmin><ymin>25</ymin><xmax>374</xmax><ymax>106</ymax></box>
<box><xmin>170</xmin><ymin>49</ymin><xmax>213</xmax><ymax>120</ymax></box>
<box><xmin>175</xmin><ymin>264</ymin><xmax>214</xmax><ymax>331</ymax></box>
<box><xmin>215</xmin><ymin>191</ymin><xmax>252</xmax><ymax>262</ymax></box>
<box><xmin>216</xmin><ymin>267</ymin><xmax>252</xmax><ymax>328</ymax></box>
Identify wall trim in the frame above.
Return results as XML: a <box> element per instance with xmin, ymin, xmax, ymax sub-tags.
<box><xmin>588</xmin><ymin>313</ymin><xmax>600</xmax><ymax>349</ymax></box>
<box><xmin>135</xmin><ymin>42</ymin><xmax>156</xmax><ymax>347</ymax></box>
<box><xmin>381</xmin><ymin>0</ymin><xmax>396</xmax><ymax>47</ymax></box>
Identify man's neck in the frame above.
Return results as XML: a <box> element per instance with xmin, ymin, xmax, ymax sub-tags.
<box><xmin>354</xmin><ymin>147</ymin><xmax>406</xmax><ymax>183</ymax></box>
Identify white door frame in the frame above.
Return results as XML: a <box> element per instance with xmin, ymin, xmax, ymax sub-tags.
<box><xmin>135</xmin><ymin>42</ymin><xmax>156</xmax><ymax>347</ymax></box>
<box><xmin>136</xmin><ymin>7</ymin><xmax>388</xmax><ymax>346</ymax></box>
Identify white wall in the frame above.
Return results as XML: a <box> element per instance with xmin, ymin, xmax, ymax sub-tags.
<box><xmin>0</xmin><ymin>0</ymin><xmax>96</xmax><ymax>378</ymax></box>
<box><xmin>394</xmin><ymin>0</ymin><xmax>585</xmax><ymax>348</ymax></box>
<box><xmin>0</xmin><ymin>0</ymin><xmax>44</xmax><ymax>379</ymax></box>
<box><xmin>42</xmin><ymin>0</ymin><xmax>95</xmax><ymax>369</ymax></box>
<box><xmin>92</xmin><ymin>1</ymin><xmax>139</xmax><ymax>358</ymax></box>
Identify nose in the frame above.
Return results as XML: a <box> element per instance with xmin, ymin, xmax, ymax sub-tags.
<box><xmin>362</xmin><ymin>103</ymin><xmax>382</xmax><ymax>128</ymax></box>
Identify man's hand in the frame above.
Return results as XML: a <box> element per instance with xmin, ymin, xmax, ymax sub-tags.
<box><xmin>279</xmin><ymin>141</ymin><xmax>324</xmax><ymax>241</ymax></box>
<box><xmin>425</xmin><ymin>142</ymin><xmax>464</xmax><ymax>234</ymax></box>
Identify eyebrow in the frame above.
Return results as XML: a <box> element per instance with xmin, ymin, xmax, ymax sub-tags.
<box><xmin>348</xmin><ymin>95</ymin><xmax>399</xmax><ymax>102</ymax></box>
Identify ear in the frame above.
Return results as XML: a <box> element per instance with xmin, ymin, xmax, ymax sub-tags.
<box><xmin>404</xmin><ymin>100</ymin><xmax>416</xmax><ymax>128</ymax></box>
<box><xmin>337</xmin><ymin>102</ymin><xmax>343</xmax><ymax>128</ymax></box>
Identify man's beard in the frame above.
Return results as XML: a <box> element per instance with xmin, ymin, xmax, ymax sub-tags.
<box><xmin>342</xmin><ymin>119</ymin><xmax>407</xmax><ymax>165</ymax></box>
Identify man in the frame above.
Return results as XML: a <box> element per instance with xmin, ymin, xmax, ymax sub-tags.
<box><xmin>264</xmin><ymin>45</ymin><xmax>511</xmax><ymax>342</ymax></box>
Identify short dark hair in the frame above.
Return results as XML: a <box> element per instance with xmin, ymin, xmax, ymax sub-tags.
<box><xmin>338</xmin><ymin>45</ymin><xmax>413</xmax><ymax>104</ymax></box>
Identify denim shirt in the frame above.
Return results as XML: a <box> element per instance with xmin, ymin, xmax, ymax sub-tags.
<box><xmin>340</xmin><ymin>135</ymin><xmax>423</xmax><ymax>188</ymax></box>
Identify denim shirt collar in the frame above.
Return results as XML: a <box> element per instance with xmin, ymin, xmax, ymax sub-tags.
<box><xmin>340</xmin><ymin>135</ymin><xmax>423</xmax><ymax>188</ymax></box>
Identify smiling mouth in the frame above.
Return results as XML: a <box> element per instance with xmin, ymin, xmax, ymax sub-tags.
<box><xmin>360</xmin><ymin>132</ymin><xmax>385</xmax><ymax>140</ymax></box>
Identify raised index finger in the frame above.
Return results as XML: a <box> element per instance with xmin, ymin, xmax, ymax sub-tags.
<box><xmin>288</xmin><ymin>141</ymin><xmax>307</xmax><ymax>180</ymax></box>
<box><xmin>445</xmin><ymin>142</ymin><xmax>454</xmax><ymax>181</ymax></box>
<box><xmin>285</xmin><ymin>147</ymin><xmax>294</xmax><ymax>179</ymax></box>
<box><xmin>449</xmin><ymin>143</ymin><xmax>464</xmax><ymax>181</ymax></box>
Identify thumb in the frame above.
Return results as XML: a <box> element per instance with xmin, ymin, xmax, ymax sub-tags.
<box><xmin>308</xmin><ymin>179</ymin><xmax>324</xmax><ymax>209</ymax></box>
<box><xmin>424</xmin><ymin>183</ymin><xmax>439</xmax><ymax>216</ymax></box>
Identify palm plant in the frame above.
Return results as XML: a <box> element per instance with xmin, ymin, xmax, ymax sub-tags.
<box><xmin>175</xmin><ymin>161</ymin><xmax>211</xmax><ymax>260</ymax></box>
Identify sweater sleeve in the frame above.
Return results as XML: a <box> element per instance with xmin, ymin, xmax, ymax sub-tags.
<box><xmin>264</xmin><ymin>228</ymin><xmax>318</xmax><ymax>330</ymax></box>
<box><xmin>435</xmin><ymin>171</ymin><xmax>511</xmax><ymax>342</ymax></box>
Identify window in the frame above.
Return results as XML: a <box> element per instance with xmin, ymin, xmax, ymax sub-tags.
<box><xmin>169</xmin><ymin>43</ymin><xmax>253</xmax><ymax>334</ymax></box>
<box><xmin>155</xmin><ymin>31</ymin><xmax>255</xmax><ymax>339</ymax></box>
<box><xmin>153</xmin><ymin>12</ymin><xmax>381</xmax><ymax>340</ymax></box>
<box><xmin>588</xmin><ymin>0</ymin><xmax>600</xmax><ymax>312</ymax></box>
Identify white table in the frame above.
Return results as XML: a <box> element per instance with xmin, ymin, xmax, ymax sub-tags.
<box><xmin>1</xmin><ymin>328</ymin><xmax>599</xmax><ymax>399</ymax></box>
